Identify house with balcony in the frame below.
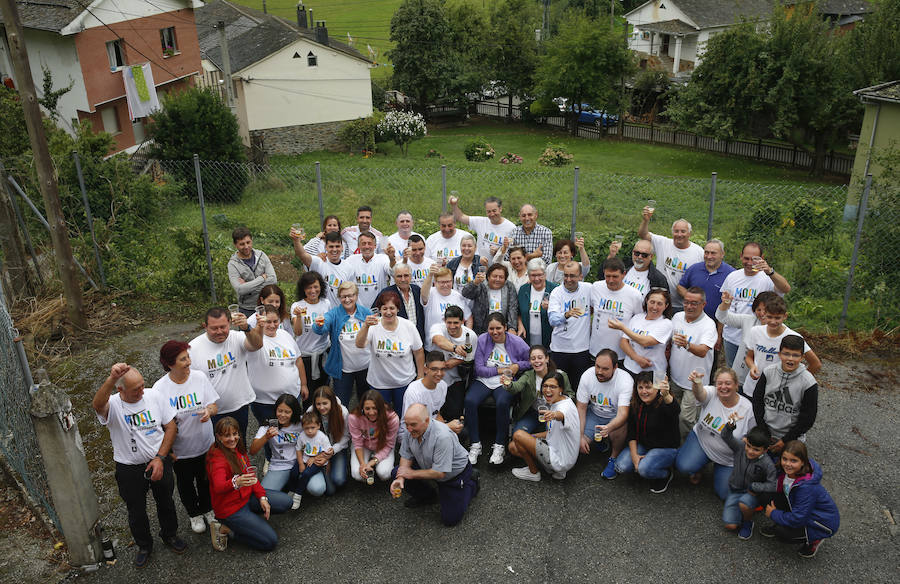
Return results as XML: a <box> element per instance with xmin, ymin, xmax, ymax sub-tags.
<box><xmin>0</xmin><ymin>0</ymin><xmax>203</xmax><ymax>153</ymax></box>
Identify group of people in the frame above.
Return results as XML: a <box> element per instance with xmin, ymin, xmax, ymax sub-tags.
<box><xmin>96</xmin><ymin>197</ymin><xmax>839</xmax><ymax>568</ymax></box>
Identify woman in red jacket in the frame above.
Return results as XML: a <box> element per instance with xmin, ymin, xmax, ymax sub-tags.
<box><xmin>206</xmin><ymin>417</ymin><xmax>291</xmax><ymax>551</ymax></box>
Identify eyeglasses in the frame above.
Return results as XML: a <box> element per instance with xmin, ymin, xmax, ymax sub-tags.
<box><xmin>632</xmin><ymin>251</ymin><xmax>651</xmax><ymax>258</ymax></box>
<box><xmin>339</xmin><ymin>294</ymin><xmax>356</xmax><ymax>300</ymax></box>
<box><xmin>425</xmin><ymin>366</ymin><xmax>443</xmax><ymax>372</ymax></box>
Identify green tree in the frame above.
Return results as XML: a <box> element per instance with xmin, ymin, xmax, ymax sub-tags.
<box><xmin>147</xmin><ymin>87</ymin><xmax>248</xmax><ymax>201</ymax></box>
<box><xmin>389</xmin><ymin>0</ymin><xmax>456</xmax><ymax>114</ymax></box>
<box><xmin>487</xmin><ymin>0</ymin><xmax>539</xmax><ymax>117</ymax></box>
<box><xmin>846</xmin><ymin>0</ymin><xmax>900</xmax><ymax>88</ymax></box>
<box><xmin>445</xmin><ymin>0</ymin><xmax>490</xmax><ymax>101</ymax></box>
<box><xmin>535</xmin><ymin>11</ymin><xmax>632</xmax><ymax>134</ymax></box>
<box><xmin>668</xmin><ymin>8</ymin><xmax>860</xmax><ymax>176</ymax></box>
<box><xmin>37</xmin><ymin>66</ymin><xmax>73</xmax><ymax>123</ymax></box>
<box><xmin>0</xmin><ymin>86</ymin><xmax>30</xmax><ymax>158</ymax></box>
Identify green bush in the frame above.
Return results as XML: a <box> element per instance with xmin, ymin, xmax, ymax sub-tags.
<box><xmin>464</xmin><ymin>137</ymin><xmax>495</xmax><ymax>161</ymax></box>
<box><xmin>538</xmin><ymin>143</ymin><xmax>573</xmax><ymax>166</ymax></box>
<box><xmin>338</xmin><ymin>112</ymin><xmax>384</xmax><ymax>154</ymax></box>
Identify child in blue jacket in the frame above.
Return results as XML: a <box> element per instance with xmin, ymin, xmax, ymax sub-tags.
<box><xmin>762</xmin><ymin>440</ymin><xmax>840</xmax><ymax>558</ymax></box>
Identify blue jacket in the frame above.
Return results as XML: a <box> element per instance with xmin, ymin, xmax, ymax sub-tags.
<box><xmin>771</xmin><ymin>459</ymin><xmax>840</xmax><ymax>542</ymax></box>
<box><xmin>313</xmin><ymin>303</ymin><xmax>372</xmax><ymax>380</ymax></box>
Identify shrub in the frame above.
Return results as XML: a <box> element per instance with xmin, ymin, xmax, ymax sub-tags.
<box><xmin>339</xmin><ymin>112</ymin><xmax>385</xmax><ymax>154</ymax></box>
<box><xmin>377</xmin><ymin>110</ymin><xmax>427</xmax><ymax>156</ymax></box>
<box><xmin>464</xmin><ymin>137</ymin><xmax>495</xmax><ymax>161</ymax></box>
<box><xmin>147</xmin><ymin>87</ymin><xmax>248</xmax><ymax>202</ymax></box>
<box><xmin>499</xmin><ymin>152</ymin><xmax>523</xmax><ymax>164</ymax></box>
<box><xmin>539</xmin><ymin>143</ymin><xmax>573</xmax><ymax>166</ymax></box>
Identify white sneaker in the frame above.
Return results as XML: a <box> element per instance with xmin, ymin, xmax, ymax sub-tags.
<box><xmin>552</xmin><ymin>471</ymin><xmax>567</xmax><ymax>480</ymax></box>
<box><xmin>204</xmin><ymin>510</ymin><xmax>216</xmax><ymax>525</ymax></box>
<box><xmin>468</xmin><ymin>442</ymin><xmax>482</xmax><ymax>465</ymax></box>
<box><xmin>512</xmin><ymin>466</ymin><xmax>541</xmax><ymax>482</ymax></box>
<box><xmin>190</xmin><ymin>515</ymin><xmax>206</xmax><ymax>533</ymax></box>
<box><xmin>489</xmin><ymin>443</ymin><xmax>505</xmax><ymax>465</ymax></box>
<box><xmin>291</xmin><ymin>492</ymin><xmax>302</xmax><ymax>510</ymax></box>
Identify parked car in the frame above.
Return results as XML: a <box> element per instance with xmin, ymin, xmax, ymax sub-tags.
<box><xmin>570</xmin><ymin>104</ymin><xmax>618</xmax><ymax>128</ymax></box>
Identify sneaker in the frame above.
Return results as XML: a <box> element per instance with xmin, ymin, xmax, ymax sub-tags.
<box><xmin>134</xmin><ymin>547</ymin><xmax>151</xmax><ymax>568</ymax></box>
<box><xmin>189</xmin><ymin>515</ymin><xmax>206</xmax><ymax>534</ymax></box>
<box><xmin>797</xmin><ymin>539</ymin><xmax>822</xmax><ymax>558</ymax></box>
<box><xmin>468</xmin><ymin>442</ymin><xmax>482</xmax><ymax>465</ymax></box>
<box><xmin>291</xmin><ymin>492</ymin><xmax>303</xmax><ymax>510</ymax></box>
<box><xmin>162</xmin><ymin>536</ymin><xmax>187</xmax><ymax>554</ymax></box>
<box><xmin>489</xmin><ymin>444</ymin><xmax>505</xmax><ymax>465</ymax></box>
<box><xmin>759</xmin><ymin>524</ymin><xmax>778</xmax><ymax>538</ymax></box>
<box><xmin>601</xmin><ymin>457</ymin><xmax>617</xmax><ymax>480</ymax></box>
<box><xmin>209</xmin><ymin>521</ymin><xmax>228</xmax><ymax>552</ymax></box>
<box><xmin>738</xmin><ymin>520</ymin><xmax>754</xmax><ymax>540</ymax></box>
<box><xmin>511</xmin><ymin>466</ymin><xmax>541</xmax><ymax>482</ymax></box>
<box><xmin>649</xmin><ymin>469</ymin><xmax>673</xmax><ymax>494</ymax></box>
<box><xmin>552</xmin><ymin>471</ymin><xmax>567</xmax><ymax>480</ymax></box>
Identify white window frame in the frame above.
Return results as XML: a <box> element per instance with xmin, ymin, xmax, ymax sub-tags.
<box><xmin>160</xmin><ymin>27</ymin><xmax>178</xmax><ymax>56</ymax></box>
<box><xmin>106</xmin><ymin>39</ymin><xmax>125</xmax><ymax>71</ymax></box>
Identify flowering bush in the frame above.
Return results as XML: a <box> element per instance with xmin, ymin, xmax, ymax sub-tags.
<box><xmin>539</xmin><ymin>143</ymin><xmax>573</xmax><ymax>166</ymax></box>
<box><xmin>464</xmin><ymin>137</ymin><xmax>495</xmax><ymax>162</ymax></box>
<box><xmin>377</xmin><ymin>110</ymin><xmax>426</xmax><ymax>157</ymax></box>
<box><xmin>425</xmin><ymin>148</ymin><xmax>443</xmax><ymax>159</ymax></box>
<box><xmin>499</xmin><ymin>151</ymin><xmax>523</xmax><ymax>164</ymax></box>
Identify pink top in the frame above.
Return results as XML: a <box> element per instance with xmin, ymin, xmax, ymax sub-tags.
<box><xmin>348</xmin><ymin>411</ymin><xmax>399</xmax><ymax>461</ymax></box>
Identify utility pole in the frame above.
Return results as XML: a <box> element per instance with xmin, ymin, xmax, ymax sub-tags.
<box><xmin>217</xmin><ymin>21</ymin><xmax>236</xmax><ymax>112</ymax></box>
<box><xmin>0</xmin><ymin>0</ymin><xmax>87</xmax><ymax>328</ymax></box>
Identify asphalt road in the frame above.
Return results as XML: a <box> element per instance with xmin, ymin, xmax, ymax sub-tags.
<box><xmin>70</xmin><ymin>357</ymin><xmax>899</xmax><ymax>584</ymax></box>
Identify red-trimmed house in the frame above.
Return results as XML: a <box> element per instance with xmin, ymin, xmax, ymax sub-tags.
<box><xmin>0</xmin><ymin>0</ymin><xmax>203</xmax><ymax>153</ymax></box>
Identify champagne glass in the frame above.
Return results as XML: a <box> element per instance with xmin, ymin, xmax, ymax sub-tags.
<box><xmin>647</xmin><ymin>199</ymin><xmax>656</xmax><ymax>213</ymax></box>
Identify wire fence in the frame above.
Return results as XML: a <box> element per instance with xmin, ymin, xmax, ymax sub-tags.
<box><xmin>1</xmin><ymin>154</ymin><xmax>896</xmax><ymax>333</ymax></box>
<box><xmin>0</xmin><ymin>293</ymin><xmax>59</xmax><ymax>528</ymax></box>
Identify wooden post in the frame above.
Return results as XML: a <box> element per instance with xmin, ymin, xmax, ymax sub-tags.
<box><xmin>0</xmin><ymin>0</ymin><xmax>86</xmax><ymax>328</ymax></box>
<box><xmin>757</xmin><ymin>138</ymin><xmax>762</xmax><ymax>159</ymax></box>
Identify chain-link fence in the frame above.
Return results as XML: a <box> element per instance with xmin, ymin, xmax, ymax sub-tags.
<box><xmin>0</xmin><ymin>295</ymin><xmax>59</xmax><ymax>528</ymax></box>
<box><xmin>1</xmin><ymin>154</ymin><xmax>896</xmax><ymax>332</ymax></box>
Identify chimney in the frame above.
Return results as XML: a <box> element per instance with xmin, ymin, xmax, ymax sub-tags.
<box><xmin>296</xmin><ymin>2</ymin><xmax>307</xmax><ymax>28</ymax></box>
<box><xmin>315</xmin><ymin>20</ymin><xmax>328</xmax><ymax>46</ymax></box>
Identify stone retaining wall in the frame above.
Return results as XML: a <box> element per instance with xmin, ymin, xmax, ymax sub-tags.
<box><xmin>249</xmin><ymin>120</ymin><xmax>349</xmax><ymax>155</ymax></box>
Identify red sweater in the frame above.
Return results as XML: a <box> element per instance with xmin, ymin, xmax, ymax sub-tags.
<box><xmin>207</xmin><ymin>447</ymin><xmax>265</xmax><ymax>519</ymax></box>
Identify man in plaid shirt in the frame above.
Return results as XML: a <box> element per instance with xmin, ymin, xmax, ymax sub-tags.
<box><xmin>510</xmin><ymin>204</ymin><xmax>553</xmax><ymax>265</ymax></box>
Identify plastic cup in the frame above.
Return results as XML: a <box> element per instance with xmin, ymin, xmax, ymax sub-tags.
<box><xmin>647</xmin><ymin>199</ymin><xmax>656</xmax><ymax>212</ymax></box>
<box><xmin>594</xmin><ymin>425</ymin><xmax>603</xmax><ymax>442</ymax></box>
<box><xmin>477</xmin><ymin>265</ymin><xmax>487</xmax><ymax>274</ymax></box>
<box><xmin>255</xmin><ymin>305</ymin><xmax>266</xmax><ymax>318</ymax></box>
<box><xmin>391</xmin><ymin>485</ymin><xmax>402</xmax><ymax>499</ymax></box>
<box><xmin>574</xmin><ymin>231</ymin><xmax>584</xmax><ymax>240</ymax></box>
<box><xmin>614</xmin><ymin>234</ymin><xmax>624</xmax><ymax>243</ymax></box>
<box><xmin>751</xmin><ymin>256</ymin><xmax>763</xmax><ymax>272</ymax></box>
<box><xmin>692</xmin><ymin>368</ymin><xmax>704</xmax><ymax>380</ymax></box>
<box><xmin>228</xmin><ymin>304</ymin><xmax>240</xmax><ymax>320</ymax></box>
<box><xmin>366</xmin><ymin>469</ymin><xmax>375</xmax><ymax>486</ymax></box>
<box><xmin>538</xmin><ymin>405</ymin><xmax>549</xmax><ymax>423</ymax></box>
<box><xmin>653</xmin><ymin>370</ymin><xmax>665</xmax><ymax>389</ymax></box>
<box><xmin>291</xmin><ymin>224</ymin><xmax>305</xmax><ymax>239</ymax></box>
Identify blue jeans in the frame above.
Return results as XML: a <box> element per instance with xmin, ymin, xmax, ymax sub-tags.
<box><xmin>218</xmin><ymin>493</ymin><xmax>291</xmax><ymax>551</ymax></box>
<box><xmin>724</xmin><ymin>341</ymin><xmax>739</xmax><ymax>370</ymax></box>
<box><xmin>323</xmin><ymin>450</ymin><xmax>348</xmax><ymax>495</ymax></box>
<box><xmin>675</xmin><ymin>431</ymin><xmax>733</xmax><ymax>500</ymax></box>
<box><xmin>614</xmin><ymin>445</ymin><xmax>677</xmax><ymax>479</ymax></box>
<box><xmin>464</xmin><ymin>380</ymin><xmax>515</xmax><ymax>445</ymax></box>
<box><xmin>583</xmin><ymin>410</ymin><xmax>614</xmax><ymax>453</ymax></box>
<box><xmin>512</xmin><ymin>409</ymin><xmax>544</xmax><ymax>434</ymax></box>
<box><xmin>261</xmin><ymin>466</ymin><xmax>295</xmax><ymax>492</ymax></box>
<box><xmin>333</xmin><ymin>369</ymin><xmax>368</xmax><ymax>407</ymax></box>
<box><xmin>375</xmin><ymin>384</ymin><xmax>409</xmax><ymax>413</ymax></box>
<box><xmin>722</xmin><ymin>489</ymin><xmax>758</xmax><ymax>525</ymax></box>
<box><xmin>392</xmin><ymin>462</ymin><xmax>477</xmax><ymax>527</ymax></box>
<box><xmin>212</xmin><ymin>404</ymin><xmax>250</xmax><ymax>445</ymax></box>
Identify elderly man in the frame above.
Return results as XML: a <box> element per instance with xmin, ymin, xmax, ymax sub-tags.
<box><xmin>387</xmin><ymin>210</ymin><xmax>421</xmax><ymax>261</ymax></box>
<box><xmin>346</xmin><ymin>231</ymin><xmax>395</xmax><ymax>308</ymax></box>
<box><xmin>292</xmin><ymin>230</ymin><xmax>355</xmax><ymax>306</ymax></box>
<box><xmin>93</xmin><ymin>363</ymin><xmax>186</xmax><ymax>567</ymax></box>
<box><xmin>390</xmin><ymin>404</ymin><xmax>480</xmax><ymax>526</ymax></box>
<box><xmin>677</xmin><ymin>239</ymin><xmax>735</xmax><ymax>321</ymax></box>
<box><xmin>342</xmin><ymin>205</ymin><xmax>384</xmax><ymax>255</ymax></box>
<box><xmin>638</xmin><ymin>207</ymin><xmax>704</xmax><ymax>311</ymax></box>
<box><xmin>403</xmin><ymin>234</ymin><xmax>436</xmax><ymax>288</ymax></box>
<box><xmin>450</xmin><ymin>194</ymin><xmax>517</xmax><ymax>258</ymax></box>
<box><xmin>607</xmin><ymin>239</ymin><xmax>668</xmax><ymax>299</ymax></box>
<box><xmin>510</xmin><ymin>204</ymin><xmax>553</xmax><ymax>265</ymax></box>
<box><xmin>375</xmin><ymin>263</ymin><xmax>426</xmax><ymax>341</ymax></box>
<box><xmin>668</xmin><ymin>287</ymin><xmax>718</xmax><ymax>436</ymax></box>
<box><xmin>425</xmin><ymin>212</ymin><xmax>464</xmax><ymax>263</ymax></box>
<box><xmin>548</xmin><ymin>261</ymin><xmax>593</xmax><ymax>391</ymax></box>
<box><xmin>720</xmin><ymin>242</ymin><xmax>791</xmax><ymax>370</ymax></box>
<box><xmin>189</xmin><ymin>307</ymin><xmax>264</xmax><ymax>443</ymax></box>
<box><xmin>227</xmin><ymin>226</ymin><xmax>276</xmax><ymax>316</ymax></box>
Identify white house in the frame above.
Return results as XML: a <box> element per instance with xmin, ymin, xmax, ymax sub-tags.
<box><xmin>195</xmin><ymin>0</ymin><xmax>373</xmax><ymax>154</ymax></box>
<box><xmin>625</xmin><ymin>0</ymin><xmax>771</xmax><ymax>77</ymax></box>
<box><xmin>0</xmin><ymin>0</ymin><xmax>203</xmax><ymax>153</ymax></box>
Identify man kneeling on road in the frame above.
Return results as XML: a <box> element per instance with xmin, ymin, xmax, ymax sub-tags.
<box><xmin>390</xmin><ymin>404</ymin><xmax>480</xmax><ymax>526</ymax></box>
